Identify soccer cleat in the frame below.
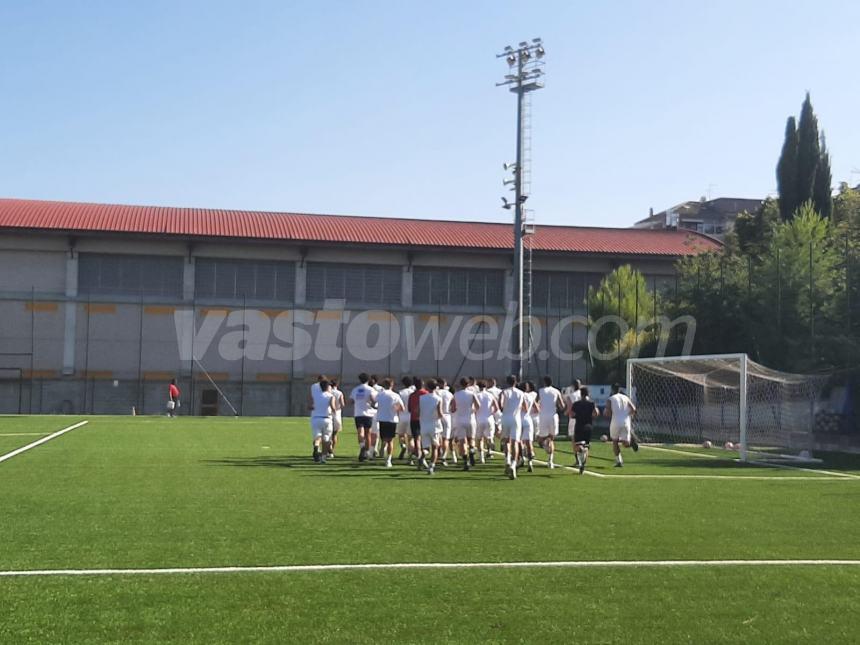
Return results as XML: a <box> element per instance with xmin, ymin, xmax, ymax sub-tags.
<box><xmin>469</xmin><ymin>451</ymin><xmax>476</xmax><ymax>467</ymax></box>
<box><xmin>320</xmin><ymin>455</ymin><xmax>327</xmax><ymax>464</ymax></box>
<box><xmin>398</xmin><ymin>447</ymin><xmax>407</xmax><ymax>460</ymax></box>
<box><xmin>358</xmin><ymin>447</ymin><xmax>367</xmax><ymax>462</ymax></box>
<box><xmin>386</xmin><ymin>459</ymin><xmax>393</xmax><ymax>468</ymax></box>
<box><xmin>527</xmin><ymin>460</ymin><xmax>534</xmax><ymax>473</ymax></box>
<box><xmin>441</xmin><ymin>459</ymin><xmax>448</xmax><ymax>468</ymax></box>
<box><xmin>427</xmin><ymin>465</ymin><xmax>435</xmax><ymax>476</ymax></box>
<box><xmin>579</xmin><ymin>460</ymin><xmax>585</xmax><ymax>475</ymax></box>
<box><xmin>463</xmin><ymin>460</ymin><xmax>470</xmax><ymax>471</ymax></box>
<box><xmin>631</xmin><ymin>439</ymin><xmax>639</xmax><ymax>452</ymax></box>
<box><xmin>510</xmin><ymin>465</ymin><xmax>517</xmax><ymax>480</ymax></box>
<box><xmin>614</xmin><ymin>461</ymin><xmax>623</xmax><ymax>468</ymax></box>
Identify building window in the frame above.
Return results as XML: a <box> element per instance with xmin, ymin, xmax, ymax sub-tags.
<box><xmin>195</xmin><ymin>258</ymin><xmax>295</xmax><ymax>302</ymax></box>
<box><xmin>530</xmin><ymin>271</ymin><xmax>603</xmax><ymax>310</ymax></box>
<box><xmin>78</xmin><ymin>253</ymin><xmax>184</xmax><ymax>298</ymax></box>
<box><xmin>306</xmin><ymin>262</ymin><xmax>401</xmax><ymax>306</ymax></box>
<box><xmin>412</xmin><ymin>267</ymin><xmax>504</xmax><ymax>307</ymax></box>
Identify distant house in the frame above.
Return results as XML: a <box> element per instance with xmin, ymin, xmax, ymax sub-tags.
<box><xmin>633</xmin><ymin>197</ymin><xmax>764</xmax><ymax>239</ymax></box>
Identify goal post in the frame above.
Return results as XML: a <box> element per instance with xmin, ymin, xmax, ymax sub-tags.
<box><xmin>626</xmin><ymin>353</ymin><xmax>824</xmax><ymax>463</ymax></box>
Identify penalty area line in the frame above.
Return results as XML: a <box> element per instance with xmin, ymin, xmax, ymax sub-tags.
<box><xmin>2</xmin><ymin>559</ymin><xmax>859</xmax><ymax>578</ymax></box>
<box><xmin>0</xmin><ymin>420</ymin><xmax>89</xmax><ymax>465</ymax></box>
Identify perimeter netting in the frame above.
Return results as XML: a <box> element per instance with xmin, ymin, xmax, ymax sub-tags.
<box><xmin>627</xmin><ymin>354</ymin><xmax>826</xmax><ymax>463</ymax></box>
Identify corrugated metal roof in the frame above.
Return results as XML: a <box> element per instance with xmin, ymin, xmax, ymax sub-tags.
<box><xmin>0</xmin><ymin>198</ymin><xmax>720</xmax><ymax>256</ymax></box>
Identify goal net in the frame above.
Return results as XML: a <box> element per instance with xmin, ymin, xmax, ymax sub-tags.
<box><xmin>626</xmin><ymin>354</ymin><xmax>826</xmax><ymax>463</ymax></box>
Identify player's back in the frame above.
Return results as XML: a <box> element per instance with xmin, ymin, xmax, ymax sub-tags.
<box><xmin>502</xmin><ymin>387</ymin><xmax>525</xmax><ymax>418</ymax></box>
<box><xmin>312</xmin><ymin>389</ymin><xmax>333</xmax><ymax>417</ymax></box>
<box><xmin>453</xmin><ymin>389</ymin><xmax>475</xmax><ymax>420</ymax></box>
<box><xmin>608</xmin><ymin>393</ymin><xmax>631</xmax><ymax>425</ymax></box>
<box><xmin>419</xmin><ymin>392</ymin><xmax>441</xmax><ymax>429</ymax></box>
<box><xmin>350</xmin><ymin>384</ymin><xmax>376</xmax><ymax>417</ymax></box>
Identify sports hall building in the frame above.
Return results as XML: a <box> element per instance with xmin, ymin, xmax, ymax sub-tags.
<box><xmin>0</xmin><ymin>198</ymin><xmax>719</xmax><ymax>415</ymax></box>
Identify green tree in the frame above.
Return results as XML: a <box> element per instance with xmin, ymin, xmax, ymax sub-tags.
<box><xmin>776</xmin><ymin>117</ymin><xmax>799</xmax><ymax>220</ymax></box>
<box><xmin>585</xmin><ymin>265</ymin><xmax>656</xmax><ymax>383</ymax></box>
<box><xmin>730</xmin><ymin>197</ymin><xmax>779</xmax><ymax>256</ymax></box>
<box><xmin>813</xmin><ymin>134</ymin><xmax>833</xmax><ymax>219</ymax></box>
<box><xmin>796</xmin><ymin>93</ymin><xmax>820</xmax><ymax>209</ymax></box>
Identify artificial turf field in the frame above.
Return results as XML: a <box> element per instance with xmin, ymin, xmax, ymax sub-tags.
<box><xmin>1</xmin><ymin>415</ymin><xmax>859</xmax><ymax>644</ymax></box>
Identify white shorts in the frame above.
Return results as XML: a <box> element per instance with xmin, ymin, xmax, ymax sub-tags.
<box><xmin>332</xmin><ymin>415</ymin><xmax>342</xmax><ymax>434</ymax></box>
<box><xmin>371</xmin><ymin>416</ymin><xmax>379</xmax><ymax>434</ymax></box>
<box><xmin>420</xmin><ymin>428</ymin><xmax>442</xmax><ymax>449</ymax></box>
<box><xmin>311</xmin><ymin>417</ymin><xmax>333</xmax><ymax>442</ymax></box>
<box><xmin>396</xmin><ymin>420</ymin><xmax>411</xmax><ymax>436</ymax></box>
<box><xmin>476</xmin><ymin>417</ymin><xmax>495</xmax><ymax>440</ymax></box>
<box><xmin>538</xmin><ymin>414</ymin><xmax>559</xmax><ymax>438</ymax></box>
<box><xmin>501</xmin><ymin>415</ymin><xmax>521</xmax><ymax>442</ymax></box>
<box><xmin>452</xmin><ymin>418</ymin><xmax>476</xmax><ymax>440</ymax></box>
<box><xmin>610</xmin><ymin>420</ymin><xmax>632</xmax><ymax>443</ymax></box>
<box><xmin>440</xmin><ymin>414</ymin><xmax>452</xmax><ymax>440</ymax></box>
<box><xmin>521</xmin><ymin>415</ymin><xmax>535</xmax><ymax>442</ymax></box>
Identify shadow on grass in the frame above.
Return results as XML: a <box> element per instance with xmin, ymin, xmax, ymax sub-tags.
<box><xmin>202</xmin><ymin>455</ymin><xmax>536</xmax><ymax>481</ymax></box>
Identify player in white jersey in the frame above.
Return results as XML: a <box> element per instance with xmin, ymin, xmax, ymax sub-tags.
<box><xmin>436</xmin><ymin>378</ymin><xmax>455</xmax><ymax>465</ymax></box>
<box><xmin>486</xmin><ymin>378</ymin><xmax>503</xmax><ymax>456</ymax></box>
<box><xmin>375</xmin><ymin>378</ymin><xmax>405</xmax><ymax>468</ymax></box>
<box><xmin>450</xmin><ymin>377</ymin><xmax>479</xmax><ymax>471</ymax></box>
<box><xmin>310</xmin><ymin>379</ymin><xmax>336</xmax><ymax>463</ymax></box>
<box><xmin>419</xmin><ymin>379</ymin><xmax>444</xmax><ymax>475</ymax></box>
<box><xmin>499</xmin><ymin>375</ymin><xmax>527</xmax><ymax>480</ymax></box>
<box><xmin>396</xmin><ymin>376</ymin><xmax>415</xmax><ymax>460</ymax></box>
<box><xmin>537</xmin><ymin>376</ymin><xmax>564</xmax><ymax>468</ymax></box>
<box><xmin>349</xmin><ymin>372</ymin><xmax>377</xmax><ymax>462</ymax></box>
<box><xmin>474</xmin><ymin>381</ymin><xmax>498</xmax><ymax>464</ymax></box>
<box><xmin>519</xmin><ymin>381</ymin><xmax>538</xmax><ymax>472</ymax></box>
<box><xmin>564</xmin><ymin>379</ymin><xmax>582</xmax><ymax>460</ymax></box>
<box><xmin>308</xmin><ymin>374</ymin><xmax>327</xmax><ymax>411</ymax></box>
<box><xmin>367</xmin><ymin>375</ymin><xmax>385</xmax><ymax>459</ymax></box>
<box><xmin>604</xmin><ymin>383</ymin><xmax>638</xmax><ymax>467</ymax></box>
<box><xmin>329</xmin><ymin>378</ymin><xmax>345</xmax><ymax>458</ymax></box>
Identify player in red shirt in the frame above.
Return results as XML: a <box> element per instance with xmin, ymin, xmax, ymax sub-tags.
<box><xmin>406</xmin><ymin>378</ymin><xmax>428</xmax><ymax>464</ymax></box>
<box><xmin>168</xmin><ymin>379</ymin><xmax>181</xmax><ymax>418</ymax></box>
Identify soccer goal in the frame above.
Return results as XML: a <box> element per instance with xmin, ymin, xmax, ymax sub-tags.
<box><xmin>626</xmin><ymin>353</ymin><xmax>826</xmax><ymax>464</ymax></box>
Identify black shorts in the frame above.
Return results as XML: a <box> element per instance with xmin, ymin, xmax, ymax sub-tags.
<box><xmin>410</xmin><ymin>420</ymin><xmax>421</xmax><ymax>439</ymax></box>
<box><xmin>379</xmin><ymin>421</ymin><xmax>397</xmax><ymax>440</ymax></box>
<box><xmin>354</xmin><ymin>416</ymin><xmax>372</xmax><ymax>430</ymax></box>
<box><xmin>574</xmin><ymin>424</ymin><xmax>592</xmax><ymax>445</ymax></box>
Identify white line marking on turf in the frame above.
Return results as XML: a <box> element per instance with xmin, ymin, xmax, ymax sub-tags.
<box><xmin>2</xmin><ymin>559</ymin><xmax>859</xmax><ymax>577</ymax></box>
<box><xmin>0</xmin><ymin>420</ymin><xmax>88</xmax><ymax>465</ymax></box>
<box><xmin>0</xmin><ymin>432</ymin><xmax>52</xmax><ymax>437</ymax></box>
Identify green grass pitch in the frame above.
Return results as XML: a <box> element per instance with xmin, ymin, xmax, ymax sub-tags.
<box><xmin>1</xmin><ymin>415</ymin><xmax>859</xmax><ymax>643</ymax></box>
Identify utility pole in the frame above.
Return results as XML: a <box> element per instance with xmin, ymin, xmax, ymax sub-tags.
<box><xmin>497</xmin><ymin>38</ymin><xmax>545</xmax><ymax>379</ymax></box>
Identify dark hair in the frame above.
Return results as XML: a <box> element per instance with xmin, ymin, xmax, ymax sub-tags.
<box><xmin>543</xmin><ymin>376</ymin><xmax>552</xmax><ymax>387</ymax></box>
<box><xmin>170</xmin><ymin>378</ymin><xmax>176</xmax><ymax>385</ymax></box>
<box><xmin>358</xmin><ymin>373</ymin><xmax>369</xmax><ymax>384</ymax></box>
<box><xmin>526</xmin><ymin>380</ymin><xmax>535</xmax><ymax>392</ymax></box>
<box><xmin>320</xmin><ymin>380</ymin><xmax>331</xmax><ymax>391</ymax></box>
<box><xmin>402</xmin><ymin>376</ymin><xmax>413</xmax><ymax>387</ymax></box>
<box><xmin>506</xmin><ymin>375</ymin><xmax>517</xmax><ymax>387</ymax></box>
<box><xmin>477</xmin><ymin>380</ymin><xmax>486</xmax><ymax>390</ymax></box>
<box><xmin>382</xmin><ymin>378</ymin><xmax>393</xmax><ymax>389</ymax></box>
<box><xmin>330</xmin><ymin>378</ymin><xmax>339</xmax><ymax>387</ymax></box>
<box><xmin>574</xmin><ymin>379</ymin><xmax>582</xmax><ymax>388</ymax></box>
<box><xmin>436</xmin><ymin>377</ymin><xmax>446</xmax><ymax>387</ymax></box>
<box><xmin>369</xmin><ymin>374</ymin><xmax>378</xmax><ymax>385</ymax></box>
<box><xmin>612</xmin><ymin>383</ymin><xmax>621</xmax><ymax>394</ymax></box>
<box><xmin>488</xmin><ymin>377</ymin><xmax>497</xmax><ymax>386</ymax></box>
<box><xmin>413</xmin><ymin>377</ymin><xmax>423</xmax><ymax>389</ymax></box>
<box><xmin>317</xmin><ymin>374</ymin><xmax>327</xmax><ymax>383</ymax></box>
<box><xmin>580</xmin><ymin>386</ymin><xmax>590</xmax><ymax>398</ymax></box>
<box><xmin>467</xmin><ymin>376</ymin><xmax>476</xmax><ymax>385</ymax></box>
<box><xmin>425</xmin><ymin>379</ymin><xmax>437</xmax><ymax>391</ymax></box>
<box><xmin>460</xmin><ymin>377</ymin><xmax>469</xmax><ymax>388</ymax></box>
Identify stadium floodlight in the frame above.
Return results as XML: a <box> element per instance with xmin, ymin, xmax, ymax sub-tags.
<box><xmin>496</xmin><ymin>37</ymin><xmax>545</xmax><ymax>379</ymax></box>
<box><xmin>626</xmin><ymin>353</ymin><xmax>826</xmax><ymax>464</ymax></box>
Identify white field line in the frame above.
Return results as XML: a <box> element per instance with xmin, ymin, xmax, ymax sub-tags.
<box><xmin>2</xmin><ymin>559</ymin><xmax>859</xmax><ymax>578</ymax></box>
<box><xmin>488</xmin><ymin>450</ymin><xmax>606</xmax><ymax>478</ymax></box>
<box><xmin>0</xmin><ymin>432</ymin><xmax>52</xmax><ymax>437</ymax></box>
<box><xmin>747</xmin><ymin>459</ymin><xmax>860</xmax><ymax>481</ymax></box>
<box><xmin>0</xmin><ymin>421</ymin><xmax>88</xmax><ymax>465</ymax></box>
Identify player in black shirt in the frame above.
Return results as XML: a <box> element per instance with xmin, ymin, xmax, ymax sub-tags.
<box><xmin>571</xmin><ymin>386</ymin><xmax>599</xmax><ymax>475</ymax></box>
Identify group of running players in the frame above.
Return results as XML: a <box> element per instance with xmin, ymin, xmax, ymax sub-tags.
<box><xmin>308</xmin><ymin>373</ymin><xmax>638</xmax><ymax>479</ymax></box>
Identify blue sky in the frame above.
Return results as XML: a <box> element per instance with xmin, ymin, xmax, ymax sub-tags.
<box><xmin>1</xmin><ymin>1</ymin><xmax>858</xmax><ymax>228</ymax></box>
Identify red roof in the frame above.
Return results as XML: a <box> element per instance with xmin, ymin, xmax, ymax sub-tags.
<box><xmin>0</xmin><ymin>198</ymin><xmax>720</xmax><ymax>256</ymax></box>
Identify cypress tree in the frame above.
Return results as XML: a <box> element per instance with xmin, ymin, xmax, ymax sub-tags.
<box><xmin>813</xmin><ymin>133</ymin><xmax>833</xmax><ymax>218</ymax></box>
<box><xmin>776</xmin><ymin>117</ymin><xmax>799</xmax><ymax>220</ymax></box>
<box><xmin>795</xmin><ymin>92</ymin><xmax>820</xmax><ymax>212</ymax></box>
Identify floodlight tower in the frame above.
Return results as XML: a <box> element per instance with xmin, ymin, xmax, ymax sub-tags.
<box><xmin>497</xmin><ymin>38</ymin><xmax>545</xmax><ymax>379</ymax></box>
